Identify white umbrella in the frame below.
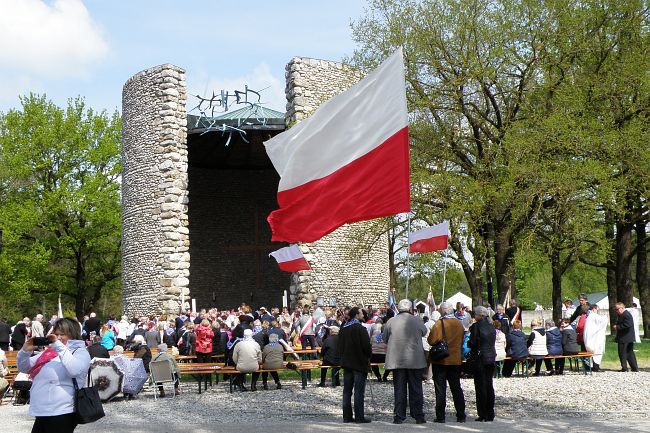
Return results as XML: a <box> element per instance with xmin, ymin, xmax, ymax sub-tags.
<box><xmin>89</xmin><ymin>358</ymin><xmax>124</xmax><ymax>402</ymax></box>
<box><xmin>113</xmin><ymin>356</ymin><xmax>148</xmax><ymax>395</ymax></box>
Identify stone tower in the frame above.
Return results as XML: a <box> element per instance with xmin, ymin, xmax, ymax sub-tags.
<box><xmin>121</xmin><ymin>64</ymin><xmax>190</xmax><ymax>316</ymax></box>
<box><xmin>284</xmin><ymin>57</ymin><xmax>391</xmax><ymax>307</ymax></box>
<box><xmin>121</xmin><ymin>58</ymin><xmax>390</xmax><ymax>316</ymax></box>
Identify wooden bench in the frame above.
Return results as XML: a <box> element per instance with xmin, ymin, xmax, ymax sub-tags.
<box><xmin>501</xmin><ymin>352</ymin><xmax>593</xmax><ymax>378</ymax></box>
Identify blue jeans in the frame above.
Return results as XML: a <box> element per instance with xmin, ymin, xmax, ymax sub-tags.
<box><xmin>342</xmin><ymin>368</ymin><xmax>366</xmax><ymax>421</ymax></box>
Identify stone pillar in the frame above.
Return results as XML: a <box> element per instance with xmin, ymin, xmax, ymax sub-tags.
<box><xmin>285</xmin><ymin>57</ymin><xmax>391</xmax><ymax>308</ymax></box>
<box><xmin>122</xmin><ymin>64</ymin><xmax>190</xmax><ymax>316</ymax></box>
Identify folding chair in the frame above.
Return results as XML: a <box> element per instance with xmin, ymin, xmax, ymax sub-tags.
<box><xmin>149</xmin><ymin>360</ymin><xmax>176</xmax><ymax>400</ymax></box>
<box><xmin>10</xmin><ymin>380</ymin><xmax>31</xmax><ymax>405</ymax></box>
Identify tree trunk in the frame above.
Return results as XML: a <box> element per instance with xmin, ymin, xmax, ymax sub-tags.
<box><xmin>605</xmin><ymin>216</ymin><xmax>618</xmax><ymax>330</ymax></box>
<box><xmin>494</xmin><ymin>228</ymin><xmax>515</xmax><ymax>304</ymax></box>
<box><xmin>550</xmin><ymin>249</ymin><xmax>563</xmax><ymax>325</ymax></box>
<box><xmin>483</xmin><ymin>224</ymin><xmax>495</xmax><ymax>307</ymax></box>
<box><xmin>636</xmin><ymin>211</ymin><xmax>649</xmax><ymax>339</ymax></box>
<box><xmin>616</xmin><ymin>220</ymin><xmax>634</xmax><ymax>305</ymax></box>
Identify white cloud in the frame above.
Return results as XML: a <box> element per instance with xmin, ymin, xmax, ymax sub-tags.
<box><xmin>0</xmin><ymin>0</ymin><xmax>109</xmax><ymax>77</ymax></box>
<box><xmin>187</xmin><ymin>63</ymin><xmax>286</xmax><ymax>115</ymax></box>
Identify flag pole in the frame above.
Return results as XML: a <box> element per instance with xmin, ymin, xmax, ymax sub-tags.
<box><xmin>405</xmin><ymin>213</ymin><xmax>412</xmax><ymax>300</ymax></box>
<box><xmin>441</xmin><ymin>248</ymin><xmax>448</xmax><ymax>302</ymax></box>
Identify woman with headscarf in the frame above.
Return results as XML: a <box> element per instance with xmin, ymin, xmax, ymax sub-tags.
<box><xmin>233</xmin><ymin>329</ymin><xmax>262</xmax><ymax>391</ymax></box>
<box><xmin>17</xmin><ymin>317</ymin><xmax>91</xmax><ymax>433</ymax></box>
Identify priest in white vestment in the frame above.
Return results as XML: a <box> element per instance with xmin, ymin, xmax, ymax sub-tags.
<box><xmin>583</xmin><ymin>304</ymin><xmax>608</xmax><ymax>372</ymax></box>
<box><xmin>627</xmin><ymin>306</ymin><xmax>641</xmax><ymax>343</ymax></box>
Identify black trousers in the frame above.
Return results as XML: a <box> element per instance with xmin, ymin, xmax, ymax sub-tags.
<box><xmin>196</xmin><ymin>352</ymin><xmax>211</xmax><ymax>363</ymax></box>
<box><xmin>342</xmin><ymin>368</ymin><xmax>366</xmax><ymax>421</ymax></box>
<box><xmin>32</xmin><ymin>414</ymin><xmax>77</xmax><ymax>433</ymax></box>
<box><xmin>474</xmin><ymin>363</ymin><xmax>495</xmax><ymax>420</ymax></box>
<box><xmin>432</xmin><ymin>364</ymin><xmax>465</xmax><ymax>421</ymax></box>
<box><xmin>618</xmin><ymin>342</ymin><xmax>639</xmax><ymax>371</ymax></box>
<box><xmin>320</xmin><ymin>366</ymin><xmax>340</xmax><ymax>385</ymax></box>
<box><xmin>392</xmin><ymin>368</ymin><xmax>425</xmax><ymax>421</ymax></box>
<box><xmin>252</xmin><ymin>371</ymin><xmax>280</xmax><ymax>384</ymax></box>
<box><xmin>0</xmin><ymin>342</ymin><xmax>8</xmax><ymax>351</ymax></box>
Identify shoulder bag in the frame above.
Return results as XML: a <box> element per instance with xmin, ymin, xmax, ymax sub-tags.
<box><xmin>429</xmin><ymin>319</ymin><xmax>450</xmax><ymax>362</ymax></box>
<box><xmin>72</xmin><ymin>370</ymin><xmax>105</xmax><ymax>424</ymax></box>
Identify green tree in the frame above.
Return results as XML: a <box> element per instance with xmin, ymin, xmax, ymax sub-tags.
<box><xmin>0</xmin><ymin>95</ymin><xmax>122</xmax><ymax>320</ymax></box>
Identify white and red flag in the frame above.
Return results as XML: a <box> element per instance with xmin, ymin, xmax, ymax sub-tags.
<box><xmin>264</xmin><ymin>48</ymin><xmax>410</xmax><ymax>243</ymax></box>
<box><xmin>269</xmin><ymin>245</ymin><xmax>312</xmax><ymax>272</ymax></box>
<box><xmin>409</xmin><ymin>221</ymin><xmax>450</xmax><ymax>253</ymax></box>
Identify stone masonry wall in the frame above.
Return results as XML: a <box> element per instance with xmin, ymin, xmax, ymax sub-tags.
<box><xmin>122</xmin><ymin>64</ymin><xmax>190</xmax><ymax>316</ymax></box>
<box><xmin>285</xmin><ymin>57</ymin><xmax>391</xmax><ymax>307</ymax></box>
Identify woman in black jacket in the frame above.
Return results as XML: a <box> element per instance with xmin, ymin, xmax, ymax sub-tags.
<box><xmin>468</xmin><ymin>306</ymin><xmax>496</xmax><ymax>422</ymax></box>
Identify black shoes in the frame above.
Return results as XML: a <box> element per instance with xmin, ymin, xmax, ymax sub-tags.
<box><xmin>433</xmin><ymin>418</ymin><xmax>445</xmax><ymax>423</ymax></box>
<box><xmin>416</xmin><ymin>418</ymin><xmax>426</xmax><ymax>424</ymax></box>
<box><xmin>263</xmin><ymin>383</ymin><xmax>269</xmax><ymax>390</ymax></box>
<box><xmin>343</xmin><ymin>418</ymin><xmax>354</xmax><ymax>423</ymax></box>
<box><xmin>393</xmin><ymin>418</ymin><xmax>404</xmax><ymax>424</ymax></box>
<box><xmin>355</xmin><ymin>418</ymin><xmax>372</xmax><ymax>424</ymax></box>
<box><xmin>475</xmin><ymin>417</ymin><xmax>485</xmax><ymax>422</ymax></box>
<box><xmin>276</xmin><ymin>382</ymin><xmax>282</xmax><ymax>390</ymax></box>
<box><xmin>457</xmin><ymin>416</ymin><xmax>466</xmax><ymax>423</ymax></box>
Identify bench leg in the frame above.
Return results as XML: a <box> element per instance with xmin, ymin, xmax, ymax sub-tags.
<box><xmin>301</xmin><ymin>370</ymin><xmax>307</xmax><ymax>389</ymax></box>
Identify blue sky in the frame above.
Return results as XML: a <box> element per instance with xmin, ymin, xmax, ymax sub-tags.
<box><xmin>0</xmin><ymin>0</ymin><xmax>367</xmax><ymax>114</ymax></box>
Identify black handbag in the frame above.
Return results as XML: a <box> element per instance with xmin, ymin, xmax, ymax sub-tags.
<box><xmin>72</xmin><ymin>371</ymin><xmax>105</xmax><ymax>424</ymax></box>
<box><xmin>429</xmin><ymin>318</ymin><xmax>450</xmax><ymax>362</ymax></box>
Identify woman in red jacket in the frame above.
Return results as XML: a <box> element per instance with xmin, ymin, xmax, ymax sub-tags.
<box><xmin>195</xmin><ymin>319</ymin><xmax>214</xmax><ymax>363</ymax></box>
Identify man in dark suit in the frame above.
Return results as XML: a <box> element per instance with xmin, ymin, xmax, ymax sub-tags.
<box><xmin>84</xmin><ymin>312</ymin><xmax>101</xmax><ymax>337</ymax></box>
<box><xmin>337</xmin><ymin>307</ymin><xmax>372</xmax><ymax>423</ymax></box>
<box><xmin>613</xmin><ymin>302</ymin><xmax>638</xmax><ymax>372</ymax></box>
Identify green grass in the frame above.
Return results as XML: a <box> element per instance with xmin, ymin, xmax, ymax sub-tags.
<box><xmin>600</xmin><ymin>337</ymin><xmax>650</xmax><ymax>369</ymax></box>
<box><xmin>179</xmin><ymin>337</ymin><xmax>650</xmax><ymax>385</ymax></box>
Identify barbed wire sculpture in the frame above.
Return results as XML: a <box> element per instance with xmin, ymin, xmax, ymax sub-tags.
<box><xmin>189</xmin><ymin>85</ymin><xmax>270</xmax><ymax>144</ymax></box>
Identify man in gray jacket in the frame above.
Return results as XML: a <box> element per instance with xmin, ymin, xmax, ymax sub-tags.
<box><xmin>383</xmin><ymin>299</ymin><xmax>428</xmax><ymax>424</ymax></box>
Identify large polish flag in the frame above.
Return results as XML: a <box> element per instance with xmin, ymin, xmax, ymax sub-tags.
<box><xmin>264</xmin><ymin>49</ymin><xmax>410</xmax><ymax>243</ymax></box>
<box><xmin>269</xmin><ymin>245</ymin><xmax>312</xmax><ymax>272</ymax></box>
<box><xmin>409</xmin><ymin>221</ymin><xmax>450</xmax><ymax>253</ymax></box>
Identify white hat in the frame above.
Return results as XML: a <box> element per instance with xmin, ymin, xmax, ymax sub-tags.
<box><xmin>243</xmin><ymin>329</ymin><xmax>253</xmax><ymax>337</ymax></box>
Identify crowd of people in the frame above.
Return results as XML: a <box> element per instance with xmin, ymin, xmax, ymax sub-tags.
<box><xmin>0</xmin><ymin>294</ymin><xmax>642</xmax><ymax>429</ymax></box>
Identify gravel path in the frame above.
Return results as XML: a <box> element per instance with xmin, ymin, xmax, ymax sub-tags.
<box><xmin>2</xmin><ymin>370</ymin><xmax>649</xmax><ymax>432</ymax></box>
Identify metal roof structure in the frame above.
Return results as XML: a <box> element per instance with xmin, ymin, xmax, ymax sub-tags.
<box><xmin>188</xmin><ymin>105</ymin><xmax>285</xmax><ymax>134</ymax></box>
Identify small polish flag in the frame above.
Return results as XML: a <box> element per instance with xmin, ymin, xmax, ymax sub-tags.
<box><xmin>409</xmin><ymin>221</ymin><xmax>449</xmax><ymax>253</ymax></box>
<box><xmin>269</xmin><ymin>245</ymin><xmax>312</xmax><ymax>272</ymax></box>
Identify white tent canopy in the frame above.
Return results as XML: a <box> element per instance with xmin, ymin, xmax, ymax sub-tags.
<box><xmin>444</xmin><ymin>292</ymin><xmax>472</xmax><ymax>309</ymax></box>
<box><xmin>594</xmin><ymin>295</ymin><xmax>640</xmax><ymax>310</ymax></box>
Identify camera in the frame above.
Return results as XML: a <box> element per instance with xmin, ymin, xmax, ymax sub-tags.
<box><xmin>32</xmin><ymin>337</ymin><xmax>50</xmax><ymax>346</ymax></box>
